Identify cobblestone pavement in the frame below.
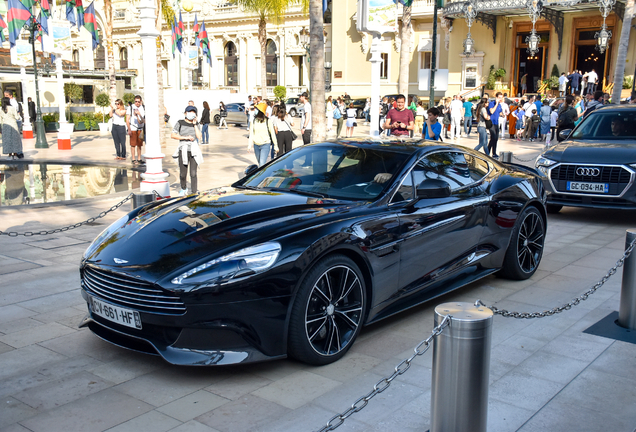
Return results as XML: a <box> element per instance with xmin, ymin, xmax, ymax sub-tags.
<box><xmin>1</xmin><ymin>124</ymin><xmax>635</xmax><ymax>432</ymax></box>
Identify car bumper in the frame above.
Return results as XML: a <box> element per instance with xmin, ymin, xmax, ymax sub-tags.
<box><xmin>80</xmin><ymin>288</ymin><xmax>290</xmax><ymax>366</ymax></box>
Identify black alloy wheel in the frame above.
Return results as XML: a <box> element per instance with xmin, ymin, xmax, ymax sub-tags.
<box><xmin>288</xmin><ymin>254</ymin><xmax>366</xmax><ymax>365</ymax></box>
<box><xmin>499</xmin><ymin>206</ymin><xmax>545</xmax><ymax>280</ymax></box>
<box><xmin>213</xmin><ymin>115</ymin><xmax>220</xmax><ymax>126</ymax></box>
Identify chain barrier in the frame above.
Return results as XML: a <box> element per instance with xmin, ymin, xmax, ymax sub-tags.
<box><xmin>315</xmin><ymin>315</ymin><xmax>451</xmax><ymax>432</ymax></box>
<box><xmin>512</xmin><ymin>154</ymin><xmax>538</xmax><ymax>163</ymax></box>
<box><xmin>477</xmin><ymin>236</ymin><xmax>636</xmax><ymax>318</ymax></box>
<box><xmin>0</xmin><ymin>193</ymin><xmax>136</xmax><ymax>237</ymax></box>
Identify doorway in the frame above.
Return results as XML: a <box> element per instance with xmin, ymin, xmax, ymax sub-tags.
<box><xmin>517</xmin><ymin>46</ymin><xmax>546</xmax><ymax>94</ymax></box>
<box><xmin>512</xmin><ymin>25</ymin><xmax>550</xmax><ymax>96</ymax></box>
<box><xmin>573</xmin><ymin>27</ymin><xmax>612</xmax><ymax>89</ymax></box>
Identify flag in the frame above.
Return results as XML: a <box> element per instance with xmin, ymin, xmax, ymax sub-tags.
<box><xmin>394</xmin><ymin>0</ymin><xmax>414</xmax><ymax>5</ymax></box>
<box><xmin>178</xmin><ymin>10</ymin><xmax>184</xmax><ymax>36</ymax></box>
<box><xmin>22</xmin><ymin>0</ymin><xmax>36</xmax><ymax>11</ymax></box>
<box><xmin>198</xmin><ymin>22</ymin><xmax>208</xmax><ymax>50</ymax></box>
<box><xmin>7</xmin><ymin>0</ymin><xmax>32</xmax><ymax>47</ymax></box>
<box><xmin>173</xmin><ymin>16</ymin><xmax>182</xmax><ymax>53</ymax></box>
<box><xmin>0</xmin><ymin>15</ymin><xmax>7</xmax><ymax>46</ymax></box>
<box><xmin>75</xmin><ymin>0</ymin><xmax>84</xmax><ymax>28</ymax></box>
<box><xmin>170</xmin><ymin>22</ymin><xmax>177</xmax><ymax>58</ymax></box>
<box><xmin>193</xmin><ymin>14</ymin><xmax>199</xmax><ymax>47</ymax></box>
<box><xmin>66</xmin><ymin>0</ymin><xmax>76</xmax><ymax>26</ymax></box>
<box><xmin>40</xmin><ymin>0</ymin><xmax>51</xmax><ymax>17</ymax></box>
<box><xmin>323</xmin><ymin>0</ymin><xmax>328</xmax><ymax>13</ymax></box>
<box><xmin>83</xmin><ymin>1</ymin><xmax>98</xmax><ymax>50</ymax></box>
<box><xmin>37</xmin><ymin>10</ymin><xmax>47</xmax><ymax>34</ymax></box>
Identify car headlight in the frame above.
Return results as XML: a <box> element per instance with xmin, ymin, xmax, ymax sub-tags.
<box><xmin>83</xmin><ymin>214</ymin><xmax>130</xmax><ymax>259</ymax></box>
<box><xmin>171</xmin><ymin>242</ymin><xmax>282</xmax><ymax>286</ymax></box>
<box><xmin>535</xmin><ymin>156</ymin><xmax>557</xmax><ymax>176</ymax></box>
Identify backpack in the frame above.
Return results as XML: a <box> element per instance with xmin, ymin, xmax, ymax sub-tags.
<box><xmin>380</xmin><ymin>103</ymin><xmax>389</xmax><ymax>117</ymax></box>
<box><xmin>333</xmin><ymin>106</ymin><xmax>342</xmax><ymax>120</ymax></box>
<box><xmin>557</xmin><ymin>107</ymin><xmax>575</xmax><ymax>129</ymax></box>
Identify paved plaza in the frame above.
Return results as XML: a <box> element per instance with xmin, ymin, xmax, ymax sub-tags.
<box><xmin>1</xmin><ymin>122</ymin><xmax>635</xmax><ymax>432</ymax></box>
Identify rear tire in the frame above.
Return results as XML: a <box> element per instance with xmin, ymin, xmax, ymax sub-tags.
<box><xmin>546</xmin><ymin>204</ymin><xmax>563</xmax><ymax>214</ymax></box>
<box><xmin>499</xmin><ymin>206</ymin><xmax>545</xmax><ymax>280</ymax></box>
<box><xmin>213</xmin><ymin>115</ymin><xmax>220</xmax><ymax>126</ymax></box>
<box><xmin>289</xmin><ymin>108</ymin><xmax>297</xmax><ymax>117</ymax></box>
<box><xmin>288</xmin><ymin>254</ymin><xmax>366</xmax><ymax>365</ymax></box>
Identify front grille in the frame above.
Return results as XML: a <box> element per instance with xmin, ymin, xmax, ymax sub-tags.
<box><xmin>82</xmin><ymin>266</ymin><xmax>186</xmax><ymax>315</ymax></box>
<box><xmin>550</xmin><ymin>164</ymin><xmax>632</xmax><ymax>195</ymax></box>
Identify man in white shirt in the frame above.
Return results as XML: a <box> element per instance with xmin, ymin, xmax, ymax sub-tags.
<box><xmin>499</xmin><ymin>96</ymin><xmax>510</xmax><ymax>140</ymax></box>
<box><xmin>449</xmin><ymin>95</ymin><xmax>463</xmax><ymax>139</ymax></box>
<box><xmin>586</xmin><ymin>69</ymin><xmax>598</xmax><ymax>94</ymax></box>
<box><xmin>558</xmin><ymin>73</ymin><xmax>569</xmax><ymax>97</ymax></box>
<box><xmin>300</xmin><ymin>92</ymin><xmax>312</xmax><ymax>145</ymax></box>
<box><xmin>126</xmin><ymin>95</ymin><xmax>145</xmax><ymax>164</ymax></box>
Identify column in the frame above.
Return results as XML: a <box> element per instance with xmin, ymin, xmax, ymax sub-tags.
<box><xmin>239</xmin><ymin>37</ymin><xmax>247</xmax><ymax>93</ymax></box>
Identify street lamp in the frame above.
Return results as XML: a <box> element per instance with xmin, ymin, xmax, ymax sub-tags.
<box><xmin>24</xmin><ymin>19</ymin><xmax>48</xmax><ymax>149</ymax></box>
<box><xmin>299</xmin><ymin>28</ymin><xmax>311</xmax><ymax>98</ymax></box>
<box><xmin>462</xmin><ymin>2</ymin><xmax>477</xmax><ymax>56</ymax></box>
<box><xmin>595</xmin><ymin>25</ymin><xmax>611</xmax><ymax>53</ymax></box>
<box><xmin>526</xmin><ymin>30</ymin><xmax>541</xmax><ymax>56</ymax></box>
<box><xmin>525</xmin><ymin>0</ymin><xmax>542</xmax><ymax>57</ymax></box>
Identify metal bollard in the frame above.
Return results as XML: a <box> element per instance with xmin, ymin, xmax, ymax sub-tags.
<box><xmin>499</xmin><ymin>151</ymin><xmax>513</xmax><ymax>163</ymax></box>
<box><xmin>131</xmin><ymin>191</ymin><xmax>157</xmax><ymax>210</ymax></box>
<box><xmin>430</xmin><ymin>302</ymin><xmax>493</xmax><ymax>432</ymax></box>
<box><xmin>618</xmin><ymin>229</ymin><xmax>636</xmax><ymax>330</ymax></box>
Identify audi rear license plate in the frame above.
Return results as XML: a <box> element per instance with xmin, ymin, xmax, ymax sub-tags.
<box><xmin>88</xmin><ymin>295</ymin><xmax>142</xmax><ymax>330</ymax></box>
<box><xmin>567</xmin><ymin>181</ymin><xmax>609</xmax><ymax>193</ymax></box>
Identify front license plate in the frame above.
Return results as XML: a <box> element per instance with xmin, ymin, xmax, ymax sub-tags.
<box><xmin>88</xmin><ymin>296</ymin><xmax>142</xmax><ymax>330</ymax></box>
<box><xmin>567</xmin><ymin>181</ymin><xmax>609</xmax><ymax>194</ymax></box>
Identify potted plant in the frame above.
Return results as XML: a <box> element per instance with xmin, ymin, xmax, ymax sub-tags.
<box><xmin>494</xmin><ymin>68</ymin><xmax>506</xmax><ymax>81</ymax></box>
<box><xmin>43</xmin><ymin>112</ymin><xmax>60</xmax><ymax>132</ymax></box>
<box><xmin>95</xmin><ymin>93</ymin><xmax>110</xmax><ymax>134</ymax></box>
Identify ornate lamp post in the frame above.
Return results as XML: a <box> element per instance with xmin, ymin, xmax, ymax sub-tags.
<box><xmin>24</xmin><ymin>19</ymin><xmax>48</xmax><ymax>149</ymax></box>
<box><xmin>299</xmin><ymin>28</ymin><xmax>310</xmax><ymax>98</ymax></box>
<box><xmin>462</xmin><ymin>2</ymin><xmax>477</xmax><ymax>56</ymax></box>
<box><xmin>525</xmin><ymin>0</ymin><xmax>543</xmax><ymax>57</ymax></box>
<box><xmin>594</xmin><ymin>0</ymin><xmax>615</xmax><ymax>54</ymax></box>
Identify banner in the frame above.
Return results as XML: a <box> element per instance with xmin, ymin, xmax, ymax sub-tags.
<box><xmin>356</xmin><ymin>0</ymin><xmax>398</xmax><ymax>34</ymax></box>
<box><xmin>187</xmin><ymin>47</ymin><xmax>197</xmax><ymax>69</ymax></box>
<box><xmin>50</xmin><ymin>21</ymin><xmax>72</xmax><ymax>54</ymax></box>
<box><xmin>10</xmin><ymin>40</ymin><xmax>32</xmax><ymax>66</ymax></box>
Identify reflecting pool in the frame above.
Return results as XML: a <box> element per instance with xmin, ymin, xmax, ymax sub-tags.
<box><xmin>0</xmin><ymin>163</ymin><xmax>147</xmax><ymax>207</ymax></box>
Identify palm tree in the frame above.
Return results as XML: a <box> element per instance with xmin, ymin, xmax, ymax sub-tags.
<box><xmin>231</xmin><ymin>0</ymin><xmax>303</xmax><ymax>99</ymax></box>
<box><xmin>309</xmin><ymin>0</ymin><xmax>325</xmax><ymax>141</ymax></box>
<box><xmin>104</xmin><ymin>0</ymin><xmax>116</xmax><ymax>101</ymax></box>
<box><xmin>397</xmin><ymin>3</ymin><xmax>412</xmax><ymax>98</ymax></box>
<box><xmin>611</xmin><ymin>0</ymin><xmax>634</xmax><ymax>104</ymax></box>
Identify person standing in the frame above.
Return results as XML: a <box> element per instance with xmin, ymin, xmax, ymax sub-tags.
<box><xmin>126</xmin><ymin>95</ymin><xmax>145</xmax><ymax>164</ymax></box>
<box><xmin>449</xmin><ymin>95</ymin><xmax>463</xmax><ymax>139</ymax></box>
<box><xmin>299</xmin><ymin>92</ymin><xmax>312</xmax><ymax>145</ymax></box>
<box><xmin>499</xmin><ymin>97</ymin><xmax>510</xmax><ymax>140</ymax></box>
<box><xmin>383</xmin><ymin>94</ymin><xmax>414</xmax><ymax>137</ymax></box>
<box><xmin>540</xmin><ymin>99</ymin><xmax>551</xmax><ymax>144</ymax></box>
<box><xmin>326</xmin><ymin>96</ymin><xmax>334</xmax><ymax>132</ymax></box>
<box><xmin>109</xmin><ymin>99</ymin><xmax>127</xmax><ymax>160</ymax></box>
<box><xmin>423</xmin><ymin>107</ymin><xmax>442</xmax><ymax>140</ymax></box>
<box><xmin>568</xmin><ymin>70</ymin><xmax>582</xmax><ymax>95</ymax></box>
<box><xmin>474</xmin><ymin>97</ymin><xmax>490</xmax><ymax>156</ymax></box>
<box><xmin>247</xmin><ymin>102</ymin><xmax>275</xmax><ymax>166</ymax></box>
<box><xmin>334</xmin><ymin>99</ymin><xmax>344</xmax><ymax>138</ymax></box>
<box><xmin>462</xmin><ymin>98</ymin><xmax>473</xmax><ymax>137</ymax></box>
<box><xmin>27</xmin><ymin>97</ymin><xmax>36</xmax><ymax>124</ymax></box>
<box><xmin>346</xmin><ymin>103</ymin><xmax>357</xmax><ymax>137</ymax></box>
<box><xmin>171</xmin><ymin>105</ymin><xmax>203</xmax><ymax>195</ymax></box>
<box><xmin>363</xmin><ymin>97</ymin><xmax>371</xmax><ymax>123</ymax></box>
<box><xmin>414</xmin><ymin>101</ymin><xmax>426</xmax><ymax>137</ymax></box>
<box><xmin>556</xmin><ymin>95</ymin><xmax>578</xmax><ymax>142</ymax></box>
<box><xmin>587</xmin><ymin>69</ymin><xmax>598</xmax><ymax>94</ymax></box>
<box><xmin>558</xmin><ymin>73</ymin><xmax>569</xmax><ymax>97</ymax></box>
<box><xmin>0</xmin><ymin>97</ymin><xmax>22</xmax><ymax>159</ymax></box>
<box><xmin>487</xmin><ymin>92</ymin><xmax>503</xmax><ymax>157</ymax></box>
<box><xmin>4</xmin><ymin>91</ymin><xmax>22</xmax><ymax>132</ymax></box>
<box><xmin>379</xmin><ymin>97</ymin><xmax>390</xmax><ymax>136</ymax></box>
<box><xmin>217</xmin><ymin>101</ymin><xmax>228</xmax><ymax>130</ymax></box>
<box><xmin>273</xmin><ymin>101</ymin><xmax>295</xmax><ymax>155</ymax></box>
<box><xmin>245</xmin><ymin>95</ymin><xmax>253</xmax><ymax>129</ymax></box>
<box><xmin>520</xmin><ymin>73</ymin><xmax>528</xmax><ymax>95</ymax></box>
<box><xmin>200</xmin><ymin>101</ymin><xmax>210</xmax><ymax>143</ymax></box>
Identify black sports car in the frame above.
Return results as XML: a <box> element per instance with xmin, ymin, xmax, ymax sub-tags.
<box><xmin>536</xmin><ymin>105</ymin><xmax>636</xmax><ymax>212</ymax></box>
<box><xmin>80</xmin><ymin>139</ymin><xmax>547</xmax><ymax>366</ymax></box>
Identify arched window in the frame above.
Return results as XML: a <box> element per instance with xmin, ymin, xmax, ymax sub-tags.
<box><xmin>266</xmin><ymin>39</ymin><xmax>277</xmax><ymax>87</ymax></box>
<box><xmin>224</xmin><ymin>42</ymin><xmax>238</xmax><ymax>86</ymax></box>
<box><xmin>119</xmin><ymin>48</ymin><xmax>128</xmax><ymax>69</ymax></box>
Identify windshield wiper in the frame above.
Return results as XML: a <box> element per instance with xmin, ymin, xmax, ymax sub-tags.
<box><xmin>267</xmin><ymin>188</ymin><xmax>327</xmax><ymax>198</ymax></box>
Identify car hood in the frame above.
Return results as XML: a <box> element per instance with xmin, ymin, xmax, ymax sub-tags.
<box><xmin>546</xmin><ymin>140</ymin><xmax>636</xmax><ymax>164</ymax></box>
<box><xmin>84</xmin><ymin>187</ymin><xmax>360</xmax><ymax>282</ymax></box>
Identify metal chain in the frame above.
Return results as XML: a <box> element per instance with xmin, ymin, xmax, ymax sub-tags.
<box><xmin>512</xmin><ymin>154</ymin><xmax>538</xmax><ymax>163</ymax></box>
<box><xmin>477</xmin><ymin>236</ymin><xmax>636</xmax><ymax>318</ymax></box>
<box><xmin>315</xmin><ymin>315</ymin><xmax>451</xmax><ymax>432</ymax></box>
<box><xmin>0</xmin><ymin>193</ymin><xmax>136</xmax><ymax>237</ymax></box>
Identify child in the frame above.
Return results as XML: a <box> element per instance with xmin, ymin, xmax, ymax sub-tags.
<box><xmin>515</xmin><ymin>108</ymin><xmax>525</xmax><ymax>141</ymax></box>
<box><xmin>423</xmin><ymin>107</ymin><xmax>442</xmax><ymax>141</ymax></box>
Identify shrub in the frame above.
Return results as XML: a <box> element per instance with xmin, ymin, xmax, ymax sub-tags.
<box><xmin>623</xmin><ymin>75</ymin><xmax>634</xmax><ymax>89</ymax></box>
<box><xmin>94</xmin><ymin>112</ymin><xmax>105</xmax><ymax>123</ymax></box>
<box><xmin>486</xmin><ymin>65</ymin><xmax>496</xmax><ymax>90</ymax></box>
<box><xmin>64</xmin><ymin>83</ymin><xmax>83</xmax><ymax>102</ymax></box>
<box><xmin>95</xmin><ymin>93</ymin><xmax>110</xmax><ymax>120</ymax></box>
<box><xmin>42</xmin><ymin>112</ymin><xmax>59</xmax><ymax>123</ymax></box>
<box><xmin>551</xmin><ymin>64</ymin><xmax>560</xmax><ymax>78</ymax></box>
<box><xmin>273</xmin><ymin>86</ymin><xmax>287</xmax><ymax>101</ymax></box>
<box><xmin>469</xmin><ymin>96</ymin><xmax>480</xmax><ymax>102</ymax></box>
<box><xmin>123</xmin><ymin>93</ymin><xmax>135</xmax><ymax>105</ymax></box>
<box><xmin>549</xmin><ymin>75</ymin><xmax>559</xmax><ymax>89</ymax></box>
<box><xmin>494</xmin><ymin>68</ymin><xmax>506</xmax><ymax>79</ymax></box>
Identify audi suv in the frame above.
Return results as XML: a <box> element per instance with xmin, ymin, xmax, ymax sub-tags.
<box><xmin>535</xmin><ymin>105</ymin><xmax>636</xmax><ymax>212</ymax></box>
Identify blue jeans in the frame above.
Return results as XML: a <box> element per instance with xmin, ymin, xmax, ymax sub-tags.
<box><xmin>201</xmin><ymin>123</ymin><xmax>209</xmax><ymax>143</ymax></box>
<box><xmin>463</xmin><ymin>117</ymin><xmax>472</xmax><ymax>136</ymax></box>
<box><xmin>253</xmin><ymin>143</ymin><xmax>271</xmax><ymax>166</ymax></box>
<box><xmin>475</xmin><ymin>126</ymin><xmax>489</xmax><ymax>155</ymax></box>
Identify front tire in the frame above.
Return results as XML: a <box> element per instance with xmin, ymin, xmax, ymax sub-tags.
<box><xmin>288</xmin><ymin>254</ymin><xmax>366</xmax><ymax>365</ymax></box>
<box><xmin>213</xmin><ymin>115</ymin><xmax>220</xmax><ymax>126</ymax></box>
<box><xmin>289</xmin><ymin>108</ymin><xmax>297</xmax><ymax>117</ymax></box>
<box><xmin>499</xmin><ymin>206</ymin><xmax>545</xmax><ymax>280</ymax></box>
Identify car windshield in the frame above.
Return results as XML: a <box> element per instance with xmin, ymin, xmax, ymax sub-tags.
<box><xmin>240</xmin><ymin>144</ymin><xmax>410</xmax><ymax>201</ymax></box>
<box><xmin>571</xmin><ymin>110</ymin><xmax>636</xmax><ymax>141</ymax></box>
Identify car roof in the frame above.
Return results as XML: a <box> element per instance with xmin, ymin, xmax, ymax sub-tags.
<box><xmin>593</xmin><ymin>104</ymin><xmax>636</xmax><ymax>112</ymax></box>
<box><xmin>313</xmin><ymin>138</ymin><xmax>465</xmax><ymax>155</ymax></box>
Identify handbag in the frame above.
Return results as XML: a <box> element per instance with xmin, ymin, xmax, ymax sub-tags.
<box><xmin>485</xmin><ymin>119</ymin><xmax>493</xmax><ymax>129</ymax></box>
<box><xmin>284</xmin><ymin>119</ymin><xmax>298</xmax><ymax>140</ymax></box>
<box><xmin>138</xmin><ymin>128</ymin><xmax>145</xmax><ymax>141</ymax></box>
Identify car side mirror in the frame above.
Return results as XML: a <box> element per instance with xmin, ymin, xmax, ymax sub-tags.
<box><xmin>558</xmin><ymin>129</ymin><xmax>572</xmax><ymax>141</ymax></box>
<box><xmin>416</xmin><ymin>178</ymin><xmax>451</xmax><ymax>199</ymax></box>
<box><xmin>244</xmin><ymin>164</ymin><xmax>258</xmax><ymax>177</ymax></box>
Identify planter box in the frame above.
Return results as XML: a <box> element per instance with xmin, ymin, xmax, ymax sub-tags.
<box><xmin>98</xmin><ymin>123</ymin><xmax>109</xmax><ymax>134</ymax></box>
<box><xmin>74</xmin><ymin>123</ymin><xmax>86</xmax><ymax>131</ymax></box>
<box><xmin>44</xmin><ymin>122</ymin><xmax>59</xmax><ymax>132</ymax></box>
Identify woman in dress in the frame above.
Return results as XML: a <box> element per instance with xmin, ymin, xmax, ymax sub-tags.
<box><xmin>200</xmin><ymin>101</ymin><xmax>210</xmax><ymax>143</ymax></box>
<box><xmin>218</xmin><ymin>101</ymin><xmax>228</xmax><ymax>130</ymax></box>
<box><xmin>109</xmin><ymin>99</ymin><xmax>127</xmax><ymax>160</ymax></box>
<box><xmin>326</xmin><ymin>96</ymin><xmax>334</xmax><ymax>132</ymax></box>
<box><xmin>346</xmin><ymin>103</ymin><xmax>357</xmax><ymax>137</ymax></box>
<box><xmin>474</xmin><ymin>97</ymin><xmax>490</xmax><ymax>156</ymax></box>
<box><xmin>540</xmin><ymin>99</ymin><xmax>551</xmax><ymax>144</ymax></box>
<box><xmin>273</xmin><ymin>101</ymin><xmax>295</xmax><ymax>155</ymax></box>
<box><xmin>1</xmin><ymin>97</ymin><xmax>22</xmax><ymax>159</ymax></box>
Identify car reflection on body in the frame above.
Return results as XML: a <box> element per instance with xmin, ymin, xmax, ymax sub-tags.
<box><xmin>80</xmin><ymin>139</ymin><xmax>547</xmax><ymax>366</ymax></box>
<box><xmin>535</xmin><ymin>105</ymin><xmax>636</xmax><ymax>213</ymax></box>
